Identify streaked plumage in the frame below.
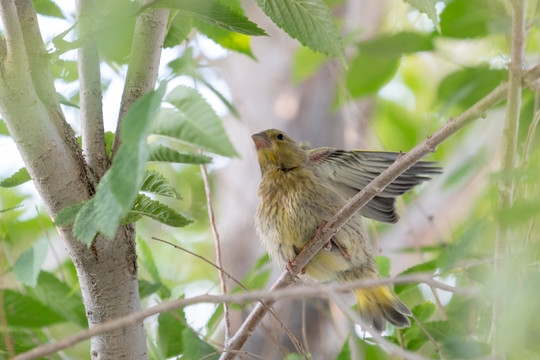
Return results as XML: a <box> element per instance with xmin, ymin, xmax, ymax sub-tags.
<box><xmin>252</xmin><ymin>129</ymin><xmax>441</xmax><ymax>331</ymax></box>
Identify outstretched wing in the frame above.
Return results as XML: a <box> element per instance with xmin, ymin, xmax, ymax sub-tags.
<box><xmin>308</xmin><ymin>148</ymin><xmax>441</xmax><ymax>223</ymax></box>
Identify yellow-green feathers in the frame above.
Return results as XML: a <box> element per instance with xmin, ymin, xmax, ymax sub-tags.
<box><xmin>253</xmin><ymin>129</ymin><xmax>438</xmax><ymax>331</ymax></box>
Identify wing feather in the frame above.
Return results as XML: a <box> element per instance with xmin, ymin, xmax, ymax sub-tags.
<box><xmin>308</xmin><ymin>148</ymin><xmax>441</xmax><ymax>223</ymax></box>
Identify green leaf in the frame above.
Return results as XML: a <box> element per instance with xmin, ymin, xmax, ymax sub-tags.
<box><xmin>139</xmin><ymin>279</ymin><xmax>161</xmax><ymax>298</ymax></box>
<box><xmin>403</xmin><ymin>0</ymin><xmax>440</xmax><ymax>32</ymax></box>
<box><xmin>356</xmin><ymin>337</ymin><xmax>392</xmax><ymax>359</ymax></box>
<box><xmin>347</xmin><ymin>32</ymin><xmax>434</xmax><ymax>97</ymax></box>
<box><xmin>0</xmin><ymin>168</ymin><xmax>31</xmax><ymax>188</ymax></box>
<box><xmin>437</xmin><ymin>66</ymin><xmax>508</xmax><ymax>112</ymax></box>
<box><xmin>141</xmin><ymin>170</ymin><xmax>183</xmax><ymax>199</ymax></box>
<box><xmin>194</xmin><ymin>17</ymin><xmax>254</xmax><ymax>58</ymax></box>
<box><xmin>255</xmin><ymin>0</ymin><xmax>344</xmax><ymax>60</ymax></box>
<box><xmin>31</xmin><ymin>272</ymin><xmax>87</xmax><ymax>328</ymax></box>
<box><xmin>347</xmin><ymin>53</ymin><xmax>399</xmax><ymax>97</ymax></box>
<box><xmin>440</xmin><ymin>0</ymin><xmax>510</xmax><ymax>38</ymax></box>
<box><xmin>394</xmin><ymin>259</ymin><xmax>437</xmax><ymax>294</ymax></box>
<box><xmin>54</xmin><ymin>202</ymin><xmax>85</xmax><ymax>227</ymax></box>
<box><xmin>164</xmin><ymin>13</ymin><xmax>193</xmax><ymax>48</ymax></box>
<box><xmin>411</xmin><ymin>301</ymin><xmax>436</xmax><ymax>322</ymax></box>
<box><xmin>335</xmin><ymin>339</ymin><xmax>351</xmax><ymax>360</ymax></box>
<box><xmin>154</xmin><ymin>0</ymin><xmax>267</xmax><ymax>36</ymax></box>
<box><xmin>0</xmin><ymin>204</ymin><xmax>23</xmax><ymax>213</ymax></box>
<box><xmin>148</xmin><ymin>144</ymin><xmax>212</xmax><ymax>164</ymax></box>
<box><xmin>33</xmin><ymin>0</ymin><xmax>65</xmax><ymax>18</ymax></box>
<box><xmin>442</xmin><ymin>339</ymin><xmax>490</xmax><ymax>359</ymax></box>
<box><xmin>73</xmin><ymin>85</ymin><xmax>166</xmax><ymax>244</ymax></box>
<box><xmin>375</xmin><ymin>255</ymin><xmax>391</xmax><ymax>277</ymax></box>
<box><xmin>158</xmin><ymin>310</ymin><xmax>186</xmax><ymax>358</ymax></box>
<box><xmin>105</xmin><ymin>131</ymin><xmax>115</xmax><ymax>157</ymax></box>
<box><xmin>129</xmin><ymin>194</ymin><xmax>192</xmax><ymax>227</ymax></box>
<box><xmin>292</xmin><ymin>45</ymin><xmax>328</xmax><ymax>83</ymax></box>
<box><xmin>13</xmin><ymin>238</ymin><xmax>48</xmax><ymax>287</ymax></box>
<box><xmin>233</xmin><ymin>255</ymin><xmax>272</xmax><ymax>293</ymax></box>
<box><xmin>357</xmin><ymin>32</ymin><xmax>434</xmax><ymax>57</ymax></box>
<box><xmin>2</xmin><ymin>289</ymin><xmax>64</xmax><ymax>327</ymax></box>
<box><xmin>284</xmin><ymin>354</ymin><xmax>303</xmax><ymax>360</ymax></box>
<box><xmin>0</xmin><ymin>119</ymin><xmax>9</xmax><ymax>135</ymax></box>
<box><xmin>154</xmin><ymin>86</ymin><xmax>238</xmax><ymax>157</ymax></box>
<box><xmin>182</xmin><ymin>327</ymin><xmax>219</xmax><ymax>360</ymax></box>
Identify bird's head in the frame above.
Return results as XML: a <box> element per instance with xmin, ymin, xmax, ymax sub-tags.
<box><xmin>252</xmin><ymin>129</ymin><xmax>308</xmax><ymax>175</ymax></box>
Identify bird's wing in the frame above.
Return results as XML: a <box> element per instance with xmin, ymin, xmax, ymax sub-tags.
<box><xmin>308</xmin><ymin>148</ymin><xmax>441</xmax><ymax>223</ymax></box>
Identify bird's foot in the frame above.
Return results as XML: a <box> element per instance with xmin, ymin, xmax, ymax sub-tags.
<box><xmin>286</xmin><ymin>259</ymin><xmax>305</xmax><ymax>277</ymax></box>
<box><xmin>327</xmin><ymin>238</ymin><xmax>350</xmax><ymax>259</ymax></box>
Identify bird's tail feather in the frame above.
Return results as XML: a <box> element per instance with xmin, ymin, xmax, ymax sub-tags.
<box><xmin>354</xmin><ymin>286</ymin><xmax>411</xmax><ymax>332</ymax></box>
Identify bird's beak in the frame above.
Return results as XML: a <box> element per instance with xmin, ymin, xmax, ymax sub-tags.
<box><xmin>252</xmin><ymin>132</ymin><xmax>271</xmax><ymax>150</ymax></box>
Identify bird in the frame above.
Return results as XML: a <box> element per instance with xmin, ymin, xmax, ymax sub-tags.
<box><xmin>252</xmin><ymin>128</ymin><xmax>441</xmax><ymax>332</ymax></box>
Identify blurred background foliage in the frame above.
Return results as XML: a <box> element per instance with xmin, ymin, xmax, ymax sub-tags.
<box><xmin>1</xmin><ymin>0</ymin><xmax>539</xmax><ymax>359</ymax></box>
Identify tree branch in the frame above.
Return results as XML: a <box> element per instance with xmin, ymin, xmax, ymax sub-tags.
<box><xmin>200</xmin><ymin>159</ymin><xmax>232</xmax><ymax>341</ymax></box>
<box><xmin>220</xmin><ymin>81</ymin><xmax>511</xmax><ymax>360</ymax></box>
<box><xmin>492</xmin><ymin>0</ymin><xmax>526</xmax><ymax>356</ymax></box>
<box><xmin>110</xmin><ymin>4</ymin><xmax>169</xmax><ymax>158</ymax></box>
<box><xmin>0</xmin><ymin>0</ymin><xmax>26</xmax><ymax>68</ymax></box>
<box><xmin>15</xmin><ymin>0</ymin><xmax>62</xmax><ymax>113</ymax></box>
<box><xmin>76</xmin><ymin>0</ymin><xmax>108</xmax><ymax>178</ymax></box>
<box><xmin>12</xmin><ymin>273</ymin><xmax>475</xmax><ymax>360</ymax></box>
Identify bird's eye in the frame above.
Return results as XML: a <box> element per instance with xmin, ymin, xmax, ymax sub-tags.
<box><xmin>277</xmin><ymin>134</ymin><xmax>285</xmax><ymax>140</ymax></box>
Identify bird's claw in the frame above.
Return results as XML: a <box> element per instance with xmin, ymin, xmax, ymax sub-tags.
<box><xmin>286</xmin><ymin>259</ymin><xmax>305</xmax><ymax>277</ymax></box>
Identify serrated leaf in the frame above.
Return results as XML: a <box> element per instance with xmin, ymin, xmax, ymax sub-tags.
<box><xmin>182</xmin><ymin>327</ymin><xmax>219</xmax><ymax>360</ymax></box>
<box><xmin>375</xmin><ymin>255</ymin><xmax>391</xmax><ymax>278</ymax></box>
<box><xmin>194</xmin><ymin>17</ymin><xmax>254</xmax><ymax>58</ymax></box>
<box><xmin>404</xmin><ymin>0</ymin><xmax>440</xmax><ymax>32</ymax></box>
<box><xmin>153</xmin><ymin>86</ymin><xmax>238</xmax><ymax>157</ymax></box>
<box><xmin>154</xmin><ymin>0</ymin><xmax>266</xmax><ymax>36</ymax></box>
<box><xmin>13</xmin><ymin>238</ymin><xmax>48</xmax><ymax>287</ymax></box>
<box><xmin>130</xmin><ymin>194</ymin><xmax>192</xmax><ymax>227</ymax></box>
<box><xmin>256</xmin><ymin>0</ymin><xmax>344</xmax><ymax>60</ymax></box>
<box><xmin>54</xmin><ymin>202</ymin><xmax>85</xmax><ymax>227</ymax></box>
<box><xmin>141</xmin><ymin>170</ymin><xmax>182</xmax><ymax>199</ymax></box>
<box><xmin>164</xmin><ymin>13</ymin><xmax>193</xmax><ymax>48</ymax></box>
<box><xmin>148</xmin><ymin>144</ymin><xmax>212</xmax><ymax>164</ymax></box>
<box><xmin>2</xmin><ymin>289</ymin><xmax>64</xmax><ymax>327</ymax></box>
<box><xmin>158</xmin><ymin>310</ymin><xmax>186</xmax><ymax>358</ymax></box>
<box><xmin>31</xmin><ymin>272</ymin><xmax>87</xmax><ymax>328</ymax></box>
<box><xmin>0</xmin><ymin>168</ymin><xmax>31</xmax><ymax>188</ymax></box>
<box><xmin>73</xmin><ymin>85</ymin><xmax>166</xmax><ymax>244</ymax></box>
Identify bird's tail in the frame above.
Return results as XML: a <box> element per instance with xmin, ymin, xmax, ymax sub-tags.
<box><xmin>354</xmin><ymin>286</ymin><xmax>411</xmax><ymax>332</ymax></box>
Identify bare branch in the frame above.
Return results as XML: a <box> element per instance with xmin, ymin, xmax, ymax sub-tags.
<box><xmin>220</xmin><ymin>79</ymin><xmax>511</xmax><ymax>360</ymax></box>
<box><xmin>200</xmin><ymin>158</ymin><xmax>232</xmax><ymax>341</ymax></box>
<box><xmin>110</xmin><ymin>4</ymin><xmax>168</xmax><ymax>158</ymax></box>
<box><xmin>15</xmin><ymin>0</ymin><xmax>62</xmax><ymax>112</ymax></box>
<box><xmin>12</xmin><ymin>273</ymin><xmax>476</xmax><ymax>360</ymax></box>
<box><xmin>0</xmin><ymin>0</ymin><xmax>26</xmax><ymax>68</ymax></box>
<box><xmin>77</xmin><ymin>0</ymin><xmax>108</xmax><ymax>177</ymax></box>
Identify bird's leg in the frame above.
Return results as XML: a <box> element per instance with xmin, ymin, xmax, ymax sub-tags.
<box><xmin>286</xmin><ymin>259</ymin><xmax>305</xmax><ymax>277</ymax></box>
<box><xmin>331</xmin><ymin>239</ymin><xmax>350</xmax><ymax>260</ymax></box>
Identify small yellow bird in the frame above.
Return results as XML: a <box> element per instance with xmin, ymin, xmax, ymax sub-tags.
<box><xmin>252</xmin><ymin>129</ymin><xmax>441</xmax><ymax>331</ymax></box>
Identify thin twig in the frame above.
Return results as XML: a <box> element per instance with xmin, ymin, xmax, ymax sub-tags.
<box><xmin>522</xmin><ymin>109</ymin><xmax>540</xmax><ymax>166</ymax></box>
<box><xmin>492</xmin><ymin>0</ymin><xmax>526</xmax><ymax>357</ymax></box>
<box><xmin>411</xmin><ymin>313</ymin><xmax>444</xmax><ymax>359</ymax></box>
<box><xmin>76</xmin><ymin>0</ymin><xmax>108</xmax><ymax>178</ymax></box>
<box><xmin>151</xmin><ymin>237</ymin><xmax>307</xmax><ymax>357</ymax></box>
<box><xmin>11</xmin><ymin>273</ymin><xmax>476</xmax><ymax>360</ymax></box>
<box><xmin>220</xmin><ymin>75</ymin><xmax>511</xmax><ymax>360</ymax></box>
<box><xmin>200</xmin><ymin>154</ymin><xmax>231</xmax><ymax>341</ymax></box>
